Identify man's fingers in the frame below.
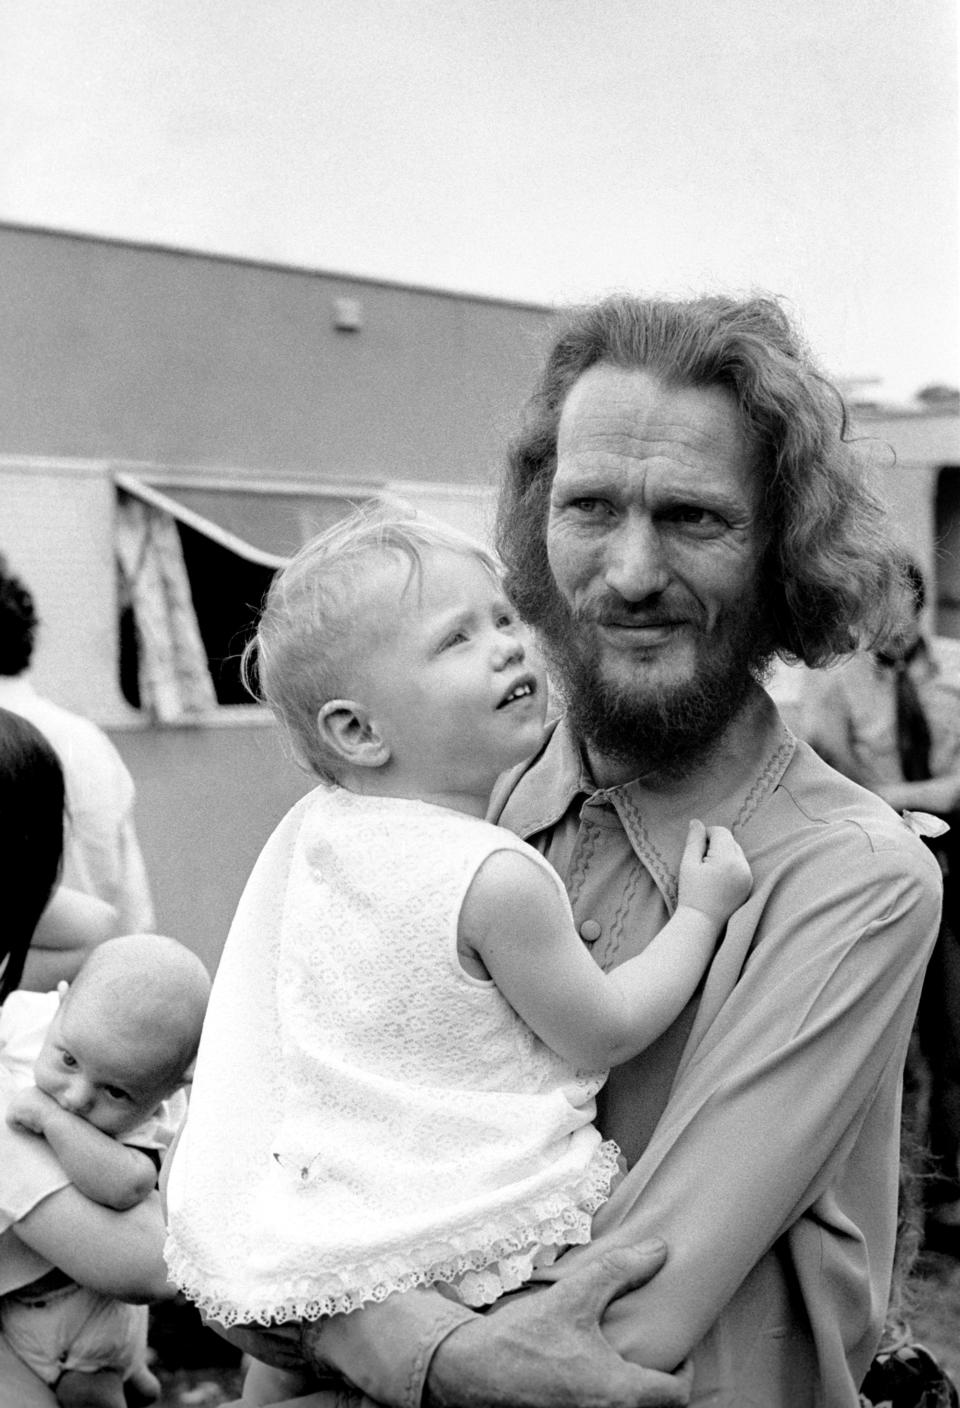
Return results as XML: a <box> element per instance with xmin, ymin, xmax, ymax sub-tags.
<box><xmin>552</xmin><ymin>1239</ymin><xmax>669</xmax><ymax>1322</ymax></box>
<box><xmin>426</xmin><ymin>1239</ymin><xmax>688</xmax><ymax>1408</ymax></box>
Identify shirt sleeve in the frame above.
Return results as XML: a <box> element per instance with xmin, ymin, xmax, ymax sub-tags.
<box><xmin>569</xmin><ymin>823</ymin><xmax>941</xmax><ymax>1369</ymax></box>
<box><xmin>0</xmin><ymin>1071</ymin><xmax>71</xmax><ymax>1227</ymax></box>
<box><xmin>0</xmin><ymin>991</ymin><xmax>57</xmax><ymax>1085</ymax></box>
<box><xmin>124</xmin><ymin>1086</ymin><xmax>188</xmax><ymax>1155</ymax></box>
<box><xmin>301</xmin><ymin>1289</ymin><xmax>476</xmax><ymax>1406</ymax></box>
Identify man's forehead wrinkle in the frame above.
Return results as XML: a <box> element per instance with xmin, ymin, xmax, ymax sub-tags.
<box><xmin>563</xmin><ymin>410</ymin><xmax>743</xmax><ymax>452</ymax></box>
<box><xmin>555</xmin><ymin>440</ymin><xmax>744</xmax><ymax>491</ymax></box>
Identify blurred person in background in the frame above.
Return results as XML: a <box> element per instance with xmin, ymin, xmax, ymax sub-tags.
<box><xmin>801</xmin><ymin>560</ymin><xmax>960</xmax><ymax>1254</ymax></box>
<box><xmin>0</xmin><ymin>705</ymin><xmax>113</xmax><ymax>992</ymax></box>
<box><xmin>0</xmin><ymin>707</ymin><xmax>174</xmax><ymax>1408</ymax></box>
<box><xmin>0</xmin><ymin>558</ymin><xmax>155</xmax><ymax>951</ymax></box>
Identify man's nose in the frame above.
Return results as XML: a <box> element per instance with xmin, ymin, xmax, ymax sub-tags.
<box><xmin>603</xmin><ymin>516</ymin><xmax>669</xmax><ymax>601</ymax></box>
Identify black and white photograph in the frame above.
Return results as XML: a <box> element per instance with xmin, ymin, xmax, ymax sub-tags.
<box><xmin>0</xmin><ymin>5</ymin><xmax>957</xmax><ymax>1405</ymax></box>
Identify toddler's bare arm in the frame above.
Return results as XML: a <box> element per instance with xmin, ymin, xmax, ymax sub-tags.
<box><xmin>462</xmin><ymin>820</ymin><xmax>752</xmax><ymax>1069</ymax></box>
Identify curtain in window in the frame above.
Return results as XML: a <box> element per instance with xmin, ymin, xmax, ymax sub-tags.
<box><xmin>115</xmin><ymin>491</ymin><xmax>218</xmax><ymax>722</ymax></box>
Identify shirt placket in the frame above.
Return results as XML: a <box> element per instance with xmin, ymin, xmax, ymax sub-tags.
<box><xmin>557</xmin><ymin>790</ymin><xmax>673</xmax><ymax>974</ymax></box>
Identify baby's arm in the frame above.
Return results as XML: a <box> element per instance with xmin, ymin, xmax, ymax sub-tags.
<box><xmin>462</xmin><ymin>819</ymin><xmax>751</xmax><ymax>1070</ymax></box>
<box><xmin>6</xmin><ymin>1086</ymin><xmax>158</xmax><ymax>1210</ymax></box>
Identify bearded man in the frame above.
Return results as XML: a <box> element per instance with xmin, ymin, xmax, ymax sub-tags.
<box><xmin>207</xmin><ymin>296</ymin><xmax>943</xmax><ymax>1408</ymax></box>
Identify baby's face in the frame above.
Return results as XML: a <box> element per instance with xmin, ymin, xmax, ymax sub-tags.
<box><xmin>34</xmin><ymin>993</ymin><xmax>174</xmax><ymax>1138</ymax></box>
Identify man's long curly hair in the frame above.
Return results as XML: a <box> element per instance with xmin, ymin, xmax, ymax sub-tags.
<box><xmin>497</xmin><ymin>294</ymin><xmax>907</xmax><ymax>668</ymax></box>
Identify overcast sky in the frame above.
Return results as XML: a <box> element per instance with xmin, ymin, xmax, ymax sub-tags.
<box><xmin>1</xmin><ymin>0</ymin><xmax>957</xmax><ymax>396</ymax></box>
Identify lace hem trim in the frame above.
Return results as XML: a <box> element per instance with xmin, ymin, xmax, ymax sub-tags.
<box><xmin>166</xmin><ymin>1138</ymin><xmax>621</xmax><ymax>1326</ymax></box>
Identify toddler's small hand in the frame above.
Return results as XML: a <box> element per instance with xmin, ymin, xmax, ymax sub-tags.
<box><xmin>678</xmin><ymin>819</ymin><xmax>753</xmax><ymax>925</ymax></box>
<box><xmin>6</xmin><ymin>1085</ymin><xmax>58</xmax><ymax>1136</ymax></box>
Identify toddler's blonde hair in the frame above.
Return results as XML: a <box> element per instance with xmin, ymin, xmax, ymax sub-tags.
<box><xmin>243</xmin><ymin>497</ymin><xmax>501</xmax><ymax>781</ymax></box>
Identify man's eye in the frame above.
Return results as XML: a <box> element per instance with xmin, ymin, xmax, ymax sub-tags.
<box><xmin>664</xmin><ymin>505</ymin><xmax>721</xmax><ymax>528</ymax></box>
<box><xmin>568</xmin><ymin>498</ymin><xmax>610</xmax><ymax>516</ymax></box>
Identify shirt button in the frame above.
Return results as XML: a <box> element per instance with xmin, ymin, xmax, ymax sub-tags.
<box><xmin>579</xmin><ymin>919</ymin><xmax>602</xmax><ymax>943</ymax></box>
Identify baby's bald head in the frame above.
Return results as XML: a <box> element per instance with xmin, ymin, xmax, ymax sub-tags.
<box><xmin>65</xmin><ymin>933</ymin><xmax>211</xmax><ymax>1094</ymax></box>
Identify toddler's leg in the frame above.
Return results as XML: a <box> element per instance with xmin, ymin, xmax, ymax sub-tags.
<box><xmin>54</xmin><ymin>1368</ymin><xmax>126</xmax><ymax>1408</ymax></box>
<box><xmin>241</xmin><ymin>1358</ymin><xmax>324</xmax><ymax>1403</ymax></box>
<box><xmin>122</xmin><ymin>1362</ymin><xmax>161</xmax><ymax>1406</ymax></box>
<box><xmin>237</xmin><ymin>1357</ymin><xmax>375</xmax><ymax>1405</ymax></box>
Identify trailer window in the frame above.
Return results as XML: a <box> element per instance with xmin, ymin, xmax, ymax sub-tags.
<box><xmin>116</xmin><ymin>475</ymin><xmax>368</xmax><ymax>721</ymax></box>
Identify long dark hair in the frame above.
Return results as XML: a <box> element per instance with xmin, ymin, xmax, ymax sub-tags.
<box><xmin>0</xmin><ymin>708</ymin><xmax>65</xmax><ymax>1001</ymax></box>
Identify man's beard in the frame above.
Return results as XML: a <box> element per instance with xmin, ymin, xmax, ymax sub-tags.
<box><xmin>536</xmin><ymin>586</ymin><xmax>773</xmax><ymax>783</ymax></box>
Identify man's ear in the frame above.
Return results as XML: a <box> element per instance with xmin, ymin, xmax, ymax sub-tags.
<box><xmin>317</xmin><ymin>699</ymin><xmax>390</xmax><ymax>769</ymax></box>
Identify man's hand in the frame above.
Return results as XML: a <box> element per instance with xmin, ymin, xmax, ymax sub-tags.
<box><xmin>6</xmin><ymin>1084</ymin><xmax>59</xmax><ymax>1136</ymax></box>
<box><xmin>426</xmin><ymin>1240</ymin><xmax>692</xmax><ymax>1408</ymax></box>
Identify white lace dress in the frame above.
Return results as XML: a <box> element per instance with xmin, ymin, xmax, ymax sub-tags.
<box><xmin>164</xmin><ymin>787</ymin><xmax>620</xmax><ymax>1326</ymax></box>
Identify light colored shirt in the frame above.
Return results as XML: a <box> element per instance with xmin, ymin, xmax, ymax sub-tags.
<box><xmin>798</xmin><ymin>635</ymin><xmax>960</xmax><ymax>790</ymax></box>
<box><xmin>0</xmin><ymin>1066</ymin><xmax>70</xmax><ymax>1296</ymax></box>
<box><xmin>299</xmin><ymin>693</ymin><xmax>941</xmax><ymax>1407</ymax></box>
<box><xmin>0</xmin><ymin>676</ymin><xmax>155</xmax><ymax>933</ymax></box>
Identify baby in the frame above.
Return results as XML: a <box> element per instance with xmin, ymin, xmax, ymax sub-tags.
<box><xmin>165</xmin><ymin>503</ymin><xmax>751</xmax><ymax>1348</ymax></box>
<box><xmin>1</xmin><ymin>932</ymin><xmax>210</xmax><ymax>1408</ymax></box>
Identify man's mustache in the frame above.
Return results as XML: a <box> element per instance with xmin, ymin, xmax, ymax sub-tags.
<box><xmin>575</xmin><ymin>596</ymin><xmax>702</xmax><ymax>631</ymax></box>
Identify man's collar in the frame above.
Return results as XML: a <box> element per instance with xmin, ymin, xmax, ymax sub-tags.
<box><xmin>491</xmin><ymin>692</ymin><xmax>795</xmax><ymax>845</ymax></box>
<box><xmin>488</xmin><ymin>717</ymin><xmax>590</xmax><ymax>834</ymax></box>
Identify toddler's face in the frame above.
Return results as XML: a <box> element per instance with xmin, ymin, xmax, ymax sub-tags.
<box><xmin>353</xmin><ymin>547</ymin><xmax>549</xmax><ymax>803</ymax></box>
<box><xmin>34</xmin><ymin>992</ymin><xmax>174</xmax><ymax>1138</ymax></box>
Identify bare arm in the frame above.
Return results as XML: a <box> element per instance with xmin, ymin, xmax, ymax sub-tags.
<box><xmin>462</xmin><ymin>821</ymin><xmax>751</xmax><ymax>1069</ymax></box>
<box><xmin>875</xmin><ymin>773</ymin><xmax>960</xmax><ymax>816</ymax></box>
<box><xmin>7</xmin><ymin>1086</ymin><xmax>157</xmax><ymax>1209</ymax></box>
<box><xmin>20</xmin><ymin>887</ymin><xmax>118</xmax><ymax>991</ymax></box>
<box><xmin>13</xmin><ymin>1184</ymin><xmax>175</xmax><ymax>1303</ymax></box>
